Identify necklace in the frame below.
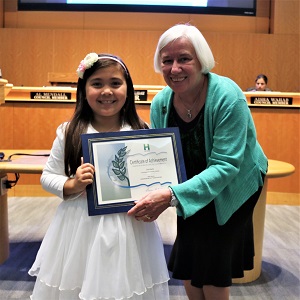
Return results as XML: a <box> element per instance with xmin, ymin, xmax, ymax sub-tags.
<box><xmin>92</xmin><ymin>120</ymin><xmax>124</xmax><ymax>133</ymax></box>
<box><xmin>178</xmin><ymin>76</ymin><xmax>206</xmax><ymax>119</ymax></box>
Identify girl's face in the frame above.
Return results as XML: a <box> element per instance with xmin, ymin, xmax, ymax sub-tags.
<box><xmin>85</xmin><ymin>65</ymin><xmax>127</xmax><ymax>120</ymax></box>
<box><xmin>255</xmin><ymin>78</ymin><xmax>267</xmax><ymax>91</ymax></box>
<box><xmin>159</xmin><ymin>37</ymin><xmax>202</xmax><ymax>95</ymax></box>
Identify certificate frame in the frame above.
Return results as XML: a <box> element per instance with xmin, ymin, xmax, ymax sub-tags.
<box><xmin>81</xmin><ymin>127</ymin><xmax>186</xmax><ymax>216</ymax></box>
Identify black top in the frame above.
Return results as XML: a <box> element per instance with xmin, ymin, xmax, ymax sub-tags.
<box><xmin>168</xmin><ymin>102</ymin><xmax>206</xmax><ymax>179</ymax></box>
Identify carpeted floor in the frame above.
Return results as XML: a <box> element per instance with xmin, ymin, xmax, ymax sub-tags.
<box><xmin>0</xmin><ymin>197</ymin><xmax>299</xmax><ymax>299</ymax></box>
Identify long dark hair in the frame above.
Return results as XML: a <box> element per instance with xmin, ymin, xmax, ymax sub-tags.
<box><xmin>64</xmin><ymin>53</ymin><xmax>149</xmax><ymax>176</ymax></box>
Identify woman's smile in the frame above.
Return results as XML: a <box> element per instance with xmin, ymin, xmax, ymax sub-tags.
<box><xmin>170</xmin><ymin>76</ymin><xmax>186</xmax><ymax>82</ymax></box>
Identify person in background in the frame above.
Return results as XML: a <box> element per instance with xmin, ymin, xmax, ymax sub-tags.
<box><xmin>128</xmin><ymin>24</ymin><xmax>268</xmax><ymax>300</ymax></box>
<box><xmin>28</xmin><ymin>53</ymin><xmax>170</xmax><ymax>299</ymax></box>
<box><xmin>246</xmin><ymin>74</ymin><xmax>272</xmax><ymax>91</ymax></box>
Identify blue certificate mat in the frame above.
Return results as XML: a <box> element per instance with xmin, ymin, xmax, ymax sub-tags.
<box><xmin>81</xmin><ymin>127</ymin><xmax>186</xmax><ymax>216</ymax></box>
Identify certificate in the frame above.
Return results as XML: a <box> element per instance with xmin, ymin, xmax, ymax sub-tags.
<box><xmin>81</xmin><ymin>127</ymin><xmax>186</xmax><ymax>216</ymax></box>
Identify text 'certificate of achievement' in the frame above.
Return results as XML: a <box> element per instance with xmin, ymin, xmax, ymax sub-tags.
<box><xmin>81</xmin><ymin>127</ymin><xmax>186</xmax><ymax>216</ymax></box>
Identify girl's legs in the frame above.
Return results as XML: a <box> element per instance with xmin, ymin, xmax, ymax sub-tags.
<box><xmin>184</xmin><ymin>280</ymin><xmax>229</xmax><ymax>300</ymax></box>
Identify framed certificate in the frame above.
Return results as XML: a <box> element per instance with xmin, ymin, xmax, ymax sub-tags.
<box><xmin>81</xmin><ymin>127</ymin><xmax>186</xmax><ymax>216</ymax></box>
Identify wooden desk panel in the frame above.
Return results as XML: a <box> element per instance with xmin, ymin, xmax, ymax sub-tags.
<box><xmin>250</xmin><ymin>107</ymin><xmax>299</xmax><ymax>193</ymax></box>
<box><xmin>0</xmin><ymin>150</ymin><xmax>49</xmax><ymax>173</ymax></box>
<box><xmin>0</xmin><ymin>150</ymin><xmax>50</xmax><ymax>264</ymax></box>
<box><xmin>1</xmin><ymin>88</ymin><xmax>299</xmax><ymax>194</ymax></box>
<box><xmin>244</xmin><ymin>92</ymin><xmax>300</xmax><ymax>107</ymax></box>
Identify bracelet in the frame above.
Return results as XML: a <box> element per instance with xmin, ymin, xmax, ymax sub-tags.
<box><xmin>168</xmin><ymin>187</ymin><xmax>179</xmax><ymax>207</ymax></box>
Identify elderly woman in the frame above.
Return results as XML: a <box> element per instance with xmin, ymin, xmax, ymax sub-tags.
<box><xmin>128</xmin><ymin>24</ymin><xmax>268</xmax><ymax>300</ymax></box>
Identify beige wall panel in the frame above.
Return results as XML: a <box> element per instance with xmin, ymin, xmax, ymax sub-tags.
<box><xmin>1</xmin><ymin>0</ymin><xmax>299</xmax><ymax>90</ymax></box>
<box><xmin>0</xmin><ymin>28</ymin><xmax>53</xmax><ymax>86</ymax></box>
<box><xmin>14</xmin><ymin>174</ymin><xmax>41</xmax><ymax>186</ymax></box>
<box><xmin>254</xmin><ymin>17</ymin><xmax>271</xmax><ymax>33</ymax></box>
<box><xmin>80</xmin><ymin>30</ymin><xmax>110</xmax><ymax>54</ymax></box>
<box><xmin>0</xmin><ymin>0</ymin><xmax>3</xmax><ymax>27</ymax></box>
<box><xmin>265</xmin><ymin>35</ymin><xmax>299</xmax><ymax>92</ymax></box>
<box><xmin>191</xmin><ymin>14</ymin><xmax>258</xmax><ymax>33</ymax></box>
<box><xmin>7</xmin><ymin>183</ymin><xmax>52</xmax><ymax>197</ymax></box>
<box><xmin>17</xmin><ymin>11</ymin><xmax>84</xmax><ymax>30</ymax></box>
<box><xmin>136</xmin><ymin>104</ymin><xmax>150</xmax><ymax>124</ymax></box>
<box><xmin>0</xmin><ymin>104</ymin><xmax>14</xmax><ymax>148</ymax></box>
<box><xmin>5</xmin><ymin>103</ymin><xmax>74</xmax><ymax>186</ymax></box>
<box><xmin>0</xmin><ymin>28</ymin><xmax>299</xmax><ymax>91</ymax></box>
<box><xmin>83</xmin><ymin>12</ymin><xmax>191</xmax><ymax>31</ymax></box>
<box><xmin>205</xmin><ymin>33</ymin><xmax>275</xmax><ymax>88</ymax></box>
<box><xmin>51</xmin><ymin>30</ymin><xmax>91</xmax><ymax>75</ymax></box>
<box><xmin>206</xmin><ymin>33</ymin><xmax>299</xmax><ymax>92</ymax></box>
<box><xmin>106</xmin><ymin>30</ymin><xmax>165</xmax><ymax>86</ymax></box>
<box><xmin>3</xmin><ymin>11</ymin><xmax>17</xmax><ymax>28</ymax></box>
<box><xmin>12</xmin><ymin>103</ymin><xmax>74</xmax><ymax>149</ymax></box>
<box><xmin>273</xmin><ymin>0</ymin><xmax>299</xmax><ymax>34</ymax></box>
<box><xmin>12</xmin><ymin>104</ymin><xmax>29</xmax><ymax>148</ymax></box>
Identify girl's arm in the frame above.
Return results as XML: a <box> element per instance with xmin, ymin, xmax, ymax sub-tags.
<box><xmin>63</xmin><ymin>158</ymin><xmax>94</xmax><ymax>196</ymax></box>
<box><xmin>41</xmin><ymin>123</ymin><xmax>94</xmax><ymax>200</ymax></box>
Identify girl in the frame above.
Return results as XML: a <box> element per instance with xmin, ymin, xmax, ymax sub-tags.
<box><xmin>28</xmin><ymin>53</ymin><xmax>170</xmax><ymax>299</ymax></box>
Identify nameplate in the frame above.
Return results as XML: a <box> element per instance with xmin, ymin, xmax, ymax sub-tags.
<box><xmin>134</xmin><ymin>90</ymin><xmax>147</xmax><ymax>101</ymax></box>
<box><xmin>30</xmin><ymin>92</ymin><xmax>72</xmax><ymax>100</ymax></box>
<box><xmin>250</xmin><ymin>97</ymin><xmax>293</xmax><ymax>105</ymax></box>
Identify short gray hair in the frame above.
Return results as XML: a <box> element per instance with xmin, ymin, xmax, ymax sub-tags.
<box><xmin>154</xmin><ymin>24</ymin><xmax>215</xmax><ymax>74</ymax></box>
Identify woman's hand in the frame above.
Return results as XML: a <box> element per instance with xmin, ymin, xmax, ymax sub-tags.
<box><xmin>127</xmin><ymin>189</ymin><xmax>171</xmax><ymax>222</ymax></box>
<box><xmin>63</xmin><ymin>158</ymin><xmax>95</xmax><ymax>196</ymax></box>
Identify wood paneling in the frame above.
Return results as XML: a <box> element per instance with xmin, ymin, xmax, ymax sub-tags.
<box><xmin>250</xmin><ymin>107</ymin><xmax>299</xmax><ymax>193</ymax></box>
<box><xmin>0</xmin><ymin>0</ymin><xmax>299</xmax><ymax>91</ymax></box>
<box><xmin>0</xmin><ymin>103</ymin><xmax>13</xmax><ymax>148</ymax></box>
<box><xmin>13</xmin><ymin>103</ymin><xmax>74</xmax><ymax>149</ymax></box>
<box><xmin>135</xmin><ymin>104</ymin><xmax>300</xmax><ymax>194</ymax></box>
<box><xmin>0</xmin><ymin>102</ymin><xmax>74</xmax><ymax>149</ymax></box>
<box><xmin>0</xmin><ymin>0</ymin><xmax>3</xmax><ymax>27</ymax></box>
<box><xmin>0</xmin><ymin>0</ymin><xmax>299</xmax><ymax>196</ymax></box>
<box><xmin>0</xmin><ymin>29</ymin><xmax>298</xmax><ymax>91</ymax></box>
<box><xmin>135</xmin><ymin>104</ymin><xmax>151</xmax><ymax>124</ymax></box>
<box><xmin>272</xmin><ymin>0</ymin><xmax>300</xmax><ymax>34</ymax></box>
<box><xmin>0</xmin><ymin>100</ymin><xmax>298</xmax><ymax>194</ymax></box>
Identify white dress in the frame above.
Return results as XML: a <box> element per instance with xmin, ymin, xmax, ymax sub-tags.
<box><xmin>28</xmin><ymin>123</ymin><xmax>170</xmax><ymax>300</ymax></box>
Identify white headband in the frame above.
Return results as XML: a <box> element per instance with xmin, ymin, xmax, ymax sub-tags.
<box><xmin>76</xmin><ymin>53</ymin><xmax>127</xmax><ymax>79</ymax></box>
<box><xmin>98</xmin><ymin>56</ymin><xmax>127</xmax><ymax>73</ymax></box>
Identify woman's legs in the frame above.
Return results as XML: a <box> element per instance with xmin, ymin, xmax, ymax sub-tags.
<box><xmin>203</xmin><ymin>285</ymin><xmax>229</xmax><ymax>300</ymax></box>
<box><xmin>184</xmin><ymin>281</ymin><xmax>205</xmax><ymax>300</ymax></box>
<box><xmin>184</xmin><ymin>280</ymin><xmax>229</xmax><ymax>300</ymax></box>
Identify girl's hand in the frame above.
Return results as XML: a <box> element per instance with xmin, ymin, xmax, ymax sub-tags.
<box><xmin>127</xmin><ymin>189</ymin><xmax>171</xmax><ymax>222</ymax></box>
<box><xmin>63</xmin><ymin>157</ymin><xmax>95</xmax><ymax>196</ymax></box>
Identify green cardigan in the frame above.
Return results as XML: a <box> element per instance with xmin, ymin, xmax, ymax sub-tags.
<box><xmin>150</xmin><ymin>73</ymin><xmax>268</xmax><ymax>225</ymax></box>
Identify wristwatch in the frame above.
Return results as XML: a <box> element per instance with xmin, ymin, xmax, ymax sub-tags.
<box><xmin>168</xmin><ymin>187</ymin><xmax>179</xmax><ymax>207</ymax></box>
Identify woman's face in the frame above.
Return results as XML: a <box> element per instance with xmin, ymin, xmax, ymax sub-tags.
<box><xmin>160</xmin><ymin>37</ymin><xmax>203</xmax><ymax>94</ymax></box>
<box><xmin>85</xmin><ymin>65</ymin><xmax>127</xmax><ymax>120</ymax></box>
<box><xmin>255</xmin><ymin>78</ymin><xmax>267</xmax><ymax>91</ymax></box>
